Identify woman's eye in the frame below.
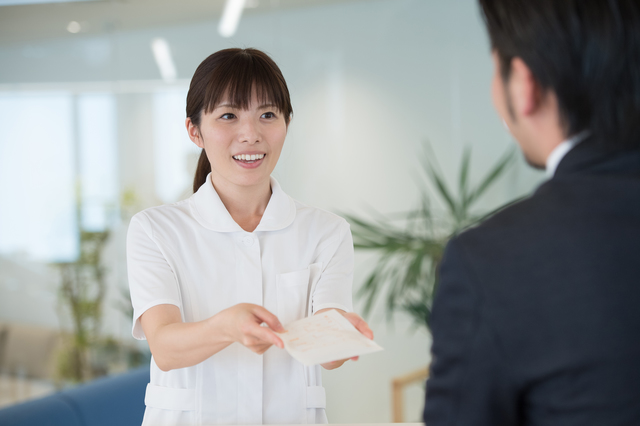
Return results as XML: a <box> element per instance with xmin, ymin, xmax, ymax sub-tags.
<box><xmin>220</xmin><ymin>113</ymin><xmax>236</xmax><ymax>120</ymax></box>
<box><xmin>261</xmin><ymin>112</ymin><xmax>277</xmax><ymax>119</ymax></box>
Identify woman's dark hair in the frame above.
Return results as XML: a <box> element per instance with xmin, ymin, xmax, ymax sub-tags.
<box><xmin>478</xmin><ymin>0</ymin><xmax>640</xmax><ymax>150</ymax></box>
<box><xmin>187</xmin><ymin>48</ymin><xmax>293</xmax><ymax>192</ymax></box>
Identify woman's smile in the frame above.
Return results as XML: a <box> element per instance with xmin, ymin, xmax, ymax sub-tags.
<box><xmin>232</xmin><ymin>152</ymin><xmax>266</xmax><ymax>169</ymax></box>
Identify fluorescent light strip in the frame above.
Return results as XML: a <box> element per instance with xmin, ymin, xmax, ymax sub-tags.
<box><xmin>151</xmin><ymin>38</ymin><xmax>177</xmax><ymax>83</ymax></box>
<box><xmin>218</xmin><ymin>0</ymin><xmax>246</xmax><ymax>38</ymax></box>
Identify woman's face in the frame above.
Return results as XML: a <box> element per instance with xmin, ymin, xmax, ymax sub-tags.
<box><xmin>187</xmin><ymin>88</ymin><xmax>288</xmax><ymax>189</ymax></box>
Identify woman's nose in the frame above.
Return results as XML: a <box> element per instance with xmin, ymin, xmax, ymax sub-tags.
<box><xmin>238</xmin><ymin>118</ymin><xmax>261</xmax><ymax>144</ymax></box>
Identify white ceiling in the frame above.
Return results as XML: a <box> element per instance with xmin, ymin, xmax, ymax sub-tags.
<box><xmin>0</xmin><ymin>0</ymin><xmax>365</xmax><ymax>45</ymax></box>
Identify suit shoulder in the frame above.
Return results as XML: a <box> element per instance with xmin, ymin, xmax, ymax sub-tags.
<box><xmin>451</xmin><ymin>183</ymin><xmax>566</xmax><ymax>257</ymax></box>
<box><xmin>457</xmin><ymin>193</ymin><xmax>538</xmax><ymax>239</ymax></box>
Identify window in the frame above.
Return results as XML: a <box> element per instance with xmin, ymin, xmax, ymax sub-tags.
<box><xmin>78</xmin><ymin>93</ymin><xmax>118</xmax><ymax>231</ymax></box>
<box><xmin>153</xmin><ymin>88</ymin><xmax>199</xmax><ymax>203</ymax></box>
<box><xmin>0</xmin><ymin>91</ymin><xmax>118</xmax><ymax>262</ymax></box>
<box><xmin>0</xmin><ymin>92</ymin><xmax>77</xmax><ymax>262</ymax></box>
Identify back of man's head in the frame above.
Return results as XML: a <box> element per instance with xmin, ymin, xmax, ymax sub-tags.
<box><xmin>479</xmin><ymin>0</ymin><xmax>640</xmax><ymax>150</ymax></box>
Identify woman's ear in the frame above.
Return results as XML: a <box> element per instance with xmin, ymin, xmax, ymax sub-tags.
<box><xmin>186</xmin><ymin>118</ymin><xmax>204</xmax><ymax>148</ymax></box>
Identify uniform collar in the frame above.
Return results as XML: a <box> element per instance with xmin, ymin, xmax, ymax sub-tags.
<box><xmin>190</xmin><ymin>174</ymin><xmax>296</xmax><ymax>233</ymax></box>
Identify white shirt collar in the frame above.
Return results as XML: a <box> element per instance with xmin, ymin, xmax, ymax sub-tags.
<box><xmin>190</xmin><ymin>174</ymin><xmax>296</xmax><ymax>232</ymax></box>
<box><xmin>545</xmin><ymin>131</ymin><xmax>590</xmax><ymax>178</ymax></box>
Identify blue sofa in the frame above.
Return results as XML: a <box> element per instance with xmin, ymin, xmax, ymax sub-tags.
<box><xmin>0</xmin><ymin>366</ymin><xmax>149</xmax><ymax>426</ymax></box>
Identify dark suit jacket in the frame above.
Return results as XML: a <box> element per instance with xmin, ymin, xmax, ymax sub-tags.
<box><xmin>423</xmin><ymin>140</ymin><xmax>640</xmax><ymax>426</ymax></box>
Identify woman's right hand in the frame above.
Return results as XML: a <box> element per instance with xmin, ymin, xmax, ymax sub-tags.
<box><xmin>140</xmin><ymin>303</ymin><xmax>286</xmax><ymax>371</ymax></box>
<box><xmin>218</xmin><ymin>303</ymin><xmax>286</xmax><ymax>355</ymax></box>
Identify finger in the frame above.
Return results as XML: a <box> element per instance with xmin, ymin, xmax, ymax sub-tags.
<box><xmin>344</xmin><ymin>313</ymin><xmax>374</xmax><ymax>339</ymax></box>
<box><xmin>251</xmin><ymin>306</ymin><xmax>286</xmax><ymax>333</ymax></box>
<box><xmin>242</xmin><ymin>333</ymin><xmax>275</xmax><ymax>353</ymax></box>
<box><xmin>250</xmin><ymin>323</ymin><xmax>285</xmax><ymax>349</ymax></box>
<box><xmin>321</xmin><ymin>358</ymin><xmax>348</xmax><ymax>370</ymax></box>
<box><xmin>253</xmin><ymin>343</ymin><xmax>273</xmax><ymax>355</ymax></box>
<box><xmin>245</xmin><ymin>341</ymin><xmax>271</xmax><ymax>355</ymax></box>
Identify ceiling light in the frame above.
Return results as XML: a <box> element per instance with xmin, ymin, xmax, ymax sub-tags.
<box><xmin>67</xmin><ymin>21</ymin><xmax>81</xmax><ymax>34</ymax></box>
<box><xmin>151</xmin><ymin>38</ymin><xmax>177</xmax><ymax>83</ymax></box>
<box><xmin>218</xmin><ymin>0</ymin><xmax>246</xmax><ymax>38</ymax></box>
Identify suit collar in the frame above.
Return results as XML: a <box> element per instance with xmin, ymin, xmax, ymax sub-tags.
<box><xmin>190</xmin><ymin>174</ymin><xmax>296</xmax><ymax>232</ymax></box>
<box><xmin>554</xmin><ymin>135</ymin><xmax>640</xmax><ymax>178</ymax></box>
<box><xmin>546</xmin><ymin>131</ymin><xmax>589</xmax><ymax>178</ymax></box>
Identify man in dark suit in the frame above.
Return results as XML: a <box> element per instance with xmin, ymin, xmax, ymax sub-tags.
<box><xmin>423</xmin><ymin>1</ymin><xmax>640</xmax><ymax>425</ymax></box>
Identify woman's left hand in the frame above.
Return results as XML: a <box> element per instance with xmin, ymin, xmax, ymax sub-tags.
<box><xmin>316</xmin><ymin>309</ymin><xmax>373</xmax><ymax>370</ymax></box>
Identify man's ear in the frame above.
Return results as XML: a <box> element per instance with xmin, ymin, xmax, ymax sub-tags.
<box><xmin>186</xmin><ymin>118</ymin><xmax>204</xmax><ymax>148</ymax></box>
<box><xmin>509</xmin><ymin>57</ymin><xmax>543</xmax><ymax>117</ymax></box>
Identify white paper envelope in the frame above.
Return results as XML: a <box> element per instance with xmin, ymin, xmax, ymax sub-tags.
<box><xmin>276</xmin><ymin>309</ymin><xmax>383</xmax><ymax>366</ymax></box>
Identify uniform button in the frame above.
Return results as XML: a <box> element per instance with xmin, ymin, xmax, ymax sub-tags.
<box><xmin>242</xmin><ymin>236</ymin><xmax>254</xmax><ymax>246</ymax></box>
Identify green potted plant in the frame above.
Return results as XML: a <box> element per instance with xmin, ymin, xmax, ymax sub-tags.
<box><xmin>55</xmin><ymin>229</ymin><xmax>109</xmax><ymax>383</ymax></box>
<box><xmin>54</xmin><ymin>185</ymin><xmax>149</xmax><ymax>384</ymax></box>
<box><xmin>345</xmin><ymin>146</ymin><xmax>519</xmax><ymax>330</ymax></box>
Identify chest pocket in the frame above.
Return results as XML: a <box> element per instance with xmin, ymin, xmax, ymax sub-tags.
<box><xmin>276</xmin><ymin>262</ymin><xmax>322</xmax><ymax>326</ymax></box>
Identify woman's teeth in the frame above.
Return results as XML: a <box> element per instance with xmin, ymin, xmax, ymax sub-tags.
<box><xmin>233</xmin><ymin>154</ymin><xmax>265</xmax><ymax>162</ymax></box>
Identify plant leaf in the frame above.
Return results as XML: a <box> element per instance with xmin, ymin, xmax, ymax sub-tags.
<box><xmin>426</xmin><ymin>166</ymin><xmax>458</xmax><ymax>218</ymax></box>
<box><xmin>349</xmin><ymin>144</ymin><xmax>519</xmax><ymax>332</ymax></box>
<box><xmin>459</xmin><ymin>146</ymin><xmax>472</xmax><ymax>206</ymax></box>
<box><xmin>466</xmin><ymin>148</ymin><xmax>516</xmax><ymax>207</ymax></box>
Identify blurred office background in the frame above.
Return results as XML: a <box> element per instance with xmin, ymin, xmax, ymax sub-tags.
<box><xmin>0</xmin><ymin>0</ymin><xmax>545</xmax><ymax>422</ymax></box>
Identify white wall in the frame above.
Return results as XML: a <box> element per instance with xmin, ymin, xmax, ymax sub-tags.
<box><xmin>0</xmin><ymin>0</ymin><xmax>547</xmax><ymax>422</ymax></box>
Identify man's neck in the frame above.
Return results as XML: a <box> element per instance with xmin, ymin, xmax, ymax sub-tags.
<box><xmin>545</xmin><ymin>131</ymin><xmax>590</xmax><ymax>177</ymax></box>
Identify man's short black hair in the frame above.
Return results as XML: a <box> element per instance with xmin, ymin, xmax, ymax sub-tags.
<box><xmin>479</xmin><ymin>0</ymin><xmax>640</xmax><ymax>150</ymax></box>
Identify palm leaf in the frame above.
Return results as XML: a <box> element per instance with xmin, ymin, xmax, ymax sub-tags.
<box><xmin>348</xmin><ymin>145</ymin><xmax>518</xmax><ymax>330</ymax></box>
<box><xmin>426</xmin><ymin>166</ymin><xmax>458</xmax><ymax>218</ymax></box>
<box><xmin>466</xmin><ymin>148</ymin><xmax>516</xmax><ymax>207</ymax></box>
<box><xmin>403</xmin><ymin>301</ymin><xmax>432</xmax><ymax>329</ymax></box>
<box><xmin>458</xmin><ymin>146</ymin><xmax>472</xmax><ymax>208</ymax></box>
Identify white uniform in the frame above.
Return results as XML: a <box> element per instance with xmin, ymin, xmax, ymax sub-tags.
<box><xmin>127</xmin><ymin>175</ymin><xmax>353</xmax><ymax>426</ymax></box>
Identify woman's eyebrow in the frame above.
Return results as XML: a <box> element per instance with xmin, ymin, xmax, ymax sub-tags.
<box><xmin>216</xmin><ymin>103</ymin><xmax>240</xmax><ymax>109</ymax></box>
<box><xmin>215</xmin><ymin>102</ymin><xmax>278</xmax><ymax>109</ymax></box>
<box><xmin>214</xmin><ymin>103</ymin><xmax>278</xmax><ymax>110</ymax></box>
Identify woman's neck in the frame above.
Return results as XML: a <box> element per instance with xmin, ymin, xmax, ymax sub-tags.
<box><xmin>209</xmin><ymin>174</ymin><xmax>272</xmax><ymax>233</ymax></box>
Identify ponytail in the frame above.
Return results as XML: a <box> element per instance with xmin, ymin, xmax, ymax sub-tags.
<box><xmin>193</xmin><ymin>149</ymin><xmax>211</xmax><ymax>193</ymax></box>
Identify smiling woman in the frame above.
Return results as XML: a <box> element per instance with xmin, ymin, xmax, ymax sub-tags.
<box><xmin>126</xmin><ymin>48</ymin><xmax>373</xmax><ymax>426</ymax></box>
<box><xmin>187</xmin><ymin>86</ymin><xmax>287</xmax><ymax>200</ymax></box>
<box><xmin>186</xmin><ymin>48</ymin><xmax>293</xmax><ymax>194</ymax></box>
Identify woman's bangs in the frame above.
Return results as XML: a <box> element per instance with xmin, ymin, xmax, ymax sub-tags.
<box><xmin>202</xmin><ymin>53</ymin><xmax>291</xmax><ymax>119</ymax></box>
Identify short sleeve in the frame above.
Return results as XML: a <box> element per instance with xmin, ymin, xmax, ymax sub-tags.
<box><xmin>311</xmin><ymin>221</ymin><xmax>354</xmax><ymax>314</ymax></box>
<box><xmin>127</xmin><ymin>213</ymin><xmax>182</xmax><ymax>340</ymax></box>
